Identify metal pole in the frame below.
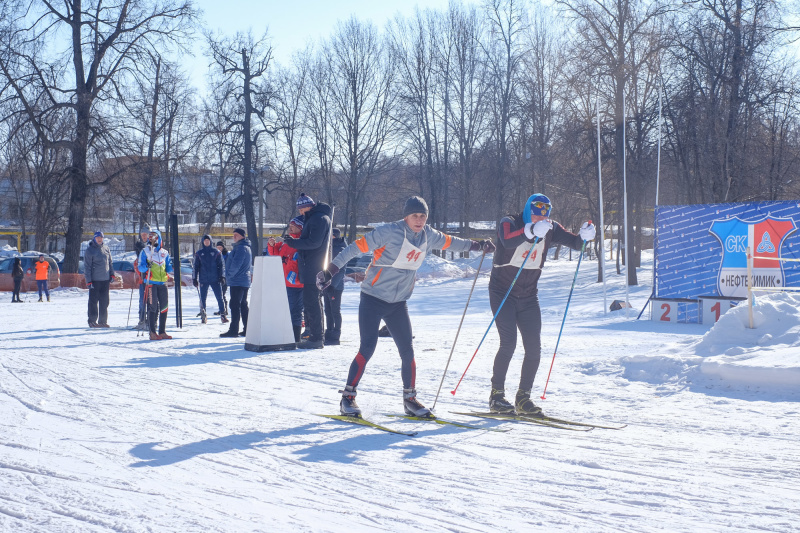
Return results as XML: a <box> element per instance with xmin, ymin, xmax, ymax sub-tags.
<box><xmin>432</xmin><ymin>250</ymin><xmax>487</xmax><ymax>410</ymax></box>
<box><xmin>597</xmin><ymin>89</ymin><xmax>607</xmax><ymax>314</ymax></box>
<box><xmin>622</xmin><ymin>91</ymin><xmax>631</xmax><ymax>316</ymax></box>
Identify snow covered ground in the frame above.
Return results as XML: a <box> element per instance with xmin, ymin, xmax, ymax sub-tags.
<box><xmin>2</xmin><ymin>250</ymin><xmax>799</xmax><ymax>532</ymax></box>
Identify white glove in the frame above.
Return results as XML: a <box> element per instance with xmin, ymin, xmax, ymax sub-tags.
<box><xmin>533</xmin><ymin>219</ymin><xmax>553</xmax><ymax>239</ymax></box>
<box><xmin>580</xmin><ymin>221</ymin><xmax>596</xmax><ymax>241</ymax></box>
<box><xmin>523</xmin><ymin>222</ymin><xmax>535</xmax><ymax>240</ymax></box>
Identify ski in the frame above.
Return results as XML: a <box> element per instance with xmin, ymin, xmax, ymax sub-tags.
<box><xmin>316</xmin><ymin>414</ymin><xmax>417</xmax><ymax>436</ymax></box>
<box><xmin>386</xmin><ymin>414</ymin><xmax>510</xmax><ymax>432</ymax></box>
<box><xmin>451</xmin><ymin>412</ymin><xmax>592</xmax><ymax>432</ymax></box>
<box><xmin>538</xmin><ymin>415</ymin><xmax>626</xmax><ymax>430</ymax></box>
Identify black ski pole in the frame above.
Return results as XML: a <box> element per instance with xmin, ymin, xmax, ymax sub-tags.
<box><xmin>126</xmin><ymin>280</ymin><xmax>135</xmax><ymax>328</ymax></box>
<box><xmin>432</xmin><ymin>249</ymin><xmax>487</xmax><ymax>411</ymax></box>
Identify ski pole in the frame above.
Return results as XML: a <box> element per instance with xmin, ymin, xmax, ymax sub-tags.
<box><xmin>636</xmin><ymin>289</ymin><xmax>654</xmax><ymax>320</ymax></box>
<box><xmin>540</xmin><ymin>240</ymin><xmax>586</xmax><ymax>400</ymax></box>
<box><xmin>432</xmin><ymin>249</ymin><xmax>487</xmax><ymax>410</ymax></box>
<box><xmin>451</xmin><ymin>237</ymin><xmax>540</xmax><ymax>396</ymax></box>
<box><xmin>126</xmin><ymin>280</ymin><xmax>135</xmax><ymax>328</ymax></box>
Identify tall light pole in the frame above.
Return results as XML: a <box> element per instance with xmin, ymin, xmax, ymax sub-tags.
<box><xmin>258</xmin><ymin>165</ymin><xmax>269</xmax><ymax>254</ymax></box>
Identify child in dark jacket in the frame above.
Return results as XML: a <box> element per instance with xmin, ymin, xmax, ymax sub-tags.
<box><xmin>267</xmin><ymin>216</ymin><xmax>305</xmax><ymax>342</ymax></box>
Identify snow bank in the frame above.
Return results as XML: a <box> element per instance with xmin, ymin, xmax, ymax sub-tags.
<box><xmin>619</xmin><ymin>292</ymin><xmax>800</xmax><ymax>393</ymax></box>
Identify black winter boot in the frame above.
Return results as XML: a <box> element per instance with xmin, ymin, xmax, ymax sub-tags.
<box><xmin>489</xmin><ymin>388</ymin><xmax>515</xmax><ymax>413</ymax></box>
<box><xmin>515</xmin><ymin>389</ymin><xmax>543</xmax><ymax>418</ymax></box>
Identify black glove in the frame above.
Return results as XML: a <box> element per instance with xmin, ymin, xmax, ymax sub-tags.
<box><xmin>193</xmin><ymin>279</ymin><xmax>198</xmax><ymax>287</ymax></box>
<box><xmin>316</xmin><ymin>264</ymin><xmax>340</xmax><ymax>290</ymax></box>
<box><xmin>469</xmin><ymin>240</ymin><xmax>496</xmax><ymax>253</ymax></box>
<box><xmin>283</xmin><ymin>235</ymin><xmax>296</xmax><ymax>245</ymax></box>
<box><xmin>86</xmin><ymin>282</ymin><xmax>93</xmax><ymax>289</ymax></box>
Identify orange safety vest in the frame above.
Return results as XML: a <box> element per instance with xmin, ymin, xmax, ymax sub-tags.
<box><xmin>34</xmin><ymin>260</ymin><xmax>50</xmax><ymax>281</ymax></box>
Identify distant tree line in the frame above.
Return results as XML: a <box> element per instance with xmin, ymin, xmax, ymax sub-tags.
<box><xmin>2</xmin><ymin>0</ymin><xmax>799</xmax><ymax>285</ymax></box>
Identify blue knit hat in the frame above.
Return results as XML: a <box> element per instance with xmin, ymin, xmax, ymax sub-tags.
<box><xmin>94</xmin><ymin>231</ymin><xmax>104</xmax><ymax>238</ymax></box>
<box><xmin>290</xmin><ymin>216</ymin><xmax>305</xmax><ymax>228</ymax></box>
<box><xmin>296</xmin><ymin>193</ymin><xmax>315</xmax><ymax>209</ymax></box>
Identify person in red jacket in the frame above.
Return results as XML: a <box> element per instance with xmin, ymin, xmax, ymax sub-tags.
<box><xmin>267</xmin><ymin>216</ymin><xmax>305</xmax><ymax>342</ymax></box>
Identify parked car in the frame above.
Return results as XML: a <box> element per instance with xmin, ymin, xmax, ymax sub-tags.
<box><xmin>343</xmin><ymin>254</ymin><xmax>373</xmax><ymax>283</ymax></box>
<box><xmin>0</xmin><ymin>254</ymin><xmax>60</xmax><ymax>293</ymax></box>
<box><xmin>112</xmin><ymin>260</ymin><xmax>136</xmax><ymax>289</ymax></box>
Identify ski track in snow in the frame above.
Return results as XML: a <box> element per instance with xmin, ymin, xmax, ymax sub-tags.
<box><xmin>1</xmin><ymin>251</ymin><xmax>799</xmax><ymax>532</ymax></box>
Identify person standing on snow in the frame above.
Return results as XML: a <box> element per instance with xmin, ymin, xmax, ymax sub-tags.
<box><xmin>283</xmin><ymin>193</ymin><xmax>332</xmax><ymax>349</ymax></box>
<box><xmin>85</xmin><ymin>231</ymin><xmax>116</xmax><ymax>327</ymax></box>
<box><xmin>486</xmin><ymin>193</ymin><xmax>595</xmax><ymax>417</ymax></box>
<box><xmin>11</xmin><ymin>257</ymin><xmax>24</xmax><ymax>303</ymax></box>
<box><xmin>220</xmin><ymin>228</ymin><xmax>252</xmax><ymax>338</ymax></box>
<box><xmin>323</xmin><ymin>228</ymin><xmax>347</xmax><ymax>345</ymax></box>
<box><xmin>216</xmin><ymin>241</ymin><xmax>229</xmax><ymax>316</ymax></box>
<box><xmin>316</xmin><ymin>196</ymin><xmax>496</xmax><ymax>418</ymax></box>
<box><xmin>138</xmin><ymin>229</ymin><xmax>174</xmax><ymax>340</ymax></box>
<box><xmin>267</xmin><ymin>216</ymin><xmax>305</xmax><ymax>342</ymax></box>
<box><xmin>133</xmin><ymin>226</ymin><xmax>151</xmax><ymax>330</ymax></box>
<box><xmin>193</xmin><ymin>234</ymin><xmax>228</xmax><ymax>324</ymax></box>
<box><xmin>34</xmin><ymin>254</ymin><xmax>51</xmax><ymax>302</ymax></box>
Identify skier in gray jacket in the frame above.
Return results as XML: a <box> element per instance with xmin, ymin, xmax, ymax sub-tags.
<box><xmin>317</xmin><ymin>196</ymin><xmax>496</xmax><ymax>418</ymax></box>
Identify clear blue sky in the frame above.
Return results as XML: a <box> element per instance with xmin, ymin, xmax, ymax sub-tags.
<box><xmin>188</xmin><ymin>0</ymin><xmax>463</xmax><ymax>90</ymax></box>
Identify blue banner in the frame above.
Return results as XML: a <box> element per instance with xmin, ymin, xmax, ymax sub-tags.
<box><xmin>655</xmin><ymin>201</ymin><xmax>800</xmax><ymax>306</ymax></box>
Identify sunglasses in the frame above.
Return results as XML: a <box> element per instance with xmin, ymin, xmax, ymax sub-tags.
<box><xmin>531</xmin><ymin>201</ymin><xmax>552</xmax><ymax>215</ymax></box>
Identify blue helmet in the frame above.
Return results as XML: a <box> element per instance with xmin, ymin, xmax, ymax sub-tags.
<box><xmin>523</xmin><ymin>193</ymin><xmax>552</xmax><ymax>222</ymax></box>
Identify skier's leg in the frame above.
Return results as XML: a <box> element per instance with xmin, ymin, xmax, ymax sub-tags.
<box><xmin>489</xmin><ymin>288</ymin><xmax>519</xmax><ymax>390</ymax></box>
<box><xmin>211</xmin><ymin>282</ymin><xmax>224</xmax><ymax>314</ymax></box>
<box><xmin>383</xmin><ymin>301</ymin><xmax>415</xmax><ymax>389</ymax></box>
<box><xmin>158</xmin><ymin>285</ymin><xmax>169</xmax><ymax>334</ymax></box>
<box><xmin>516</xmin><ymin>294</ymin><xmax>543</xmax><ymax>392</ymax></box>
<box><xmin>346</xmin><ymin>293</ymin><xmax>386</xmax><ymax>388</ymax></box>
<box><xmin>199</xmin><ymin>283</ymin><xmax>209</xmax><ymax>312</ymax></box>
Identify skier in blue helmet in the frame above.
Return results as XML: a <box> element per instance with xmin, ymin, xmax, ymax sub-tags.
<box><xmin>487</xmin><ymin>193</ymin><xmax>596</xmax><ymax>416</ymax></box>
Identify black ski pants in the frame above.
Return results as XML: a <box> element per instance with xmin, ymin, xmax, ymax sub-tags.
<box><xmin>302</xmin><ymin>284</ymin><xmax>324</xmax><ymax>342</ymax></box>
<box><xmin>88</xmin><ymin>280</ymin><xmax>111</xmax><ymax>325</ymax></box>
<box><xmin>489</xmin><ymin>287</ymin><xmax>542</xmax><ymax>393</ymax></box>
<box><xmin>228</xmin><ymin>285</ymin><xmax>249</xmax><ymax>334</ymax></box>
<box><xmin>346</xmin><ymin>292</ymin><xmax>415</xmax><ymax>390</ymax></box>
<box><xmin>200</xmin><ymin>282</ymin><xmax>225</xmax><ymax>314</ymax></box>
<box><xmin>324</xmin><ymin>287</ymin><xmax>343</xmax><ymax>341</ymax></box>
<box><xmin>147</xmin><ymin>283</ymin><xmax>169</xmax><ymax>334</ymax></box>
<box><xmin>12</xmin><ymin>278</ymin><xmax>22</xmax><ymax>301</ymax></box>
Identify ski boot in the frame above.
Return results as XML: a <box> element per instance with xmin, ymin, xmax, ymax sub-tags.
<box><xmin>339</xmin><ymin>386</ymin><xmax>361</xmax><ymax>417</ymax></box>
<box><xmin>489</xmin><ymin>388</ymin><xmax>515</xmax><ymax>413</ymax></box>
<box><xmin>201</xmin><ymin>309</ymin><xmax>207</xmax><ymax>324</ymax></box>
<box><xmin>515</xmin><ymin>389</ymin><xmax>543</xmax><ymax>418</ymax></box>
<box><xmin>47</xmin><ymin>296</ymin><xmax>50</xmax><ymax>302</ymax></box>
<box><xmin>403</xmin><ymin>389</ymin><xmax>432</xmax><ymax>418</ymax></box>
<box><xmin>149</xmin><ymin>332</ymin><xmax>162</xmax><ymax>341</ymax></box>
<box><xmin>220</xmin><ymin>314</ymin><xmax>229</xmax><ymax>324</ymax></box>
<box><xmin>159</xmin><ymin>331</ymin><xmax>173</xmax><ymax>340</ymax></box>
<box><xmin>38</xmin><ymin>297</ymin><xmax>43</xmax><ymax>302</ymax></box>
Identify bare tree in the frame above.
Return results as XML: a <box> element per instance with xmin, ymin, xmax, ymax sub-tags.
<box><xmin>0</xmin><ymin>0</ymin><xmax>196</xmax><ymax>272</ymax></box>
<box><xmin>207</xmin><ymin>30</ymin><xmax>276</xmax><ymax>254</ymax></box>
<box><xmin>326</xmin><ymin>17</ymin><xmax>398</xmax><ymax>240</ymax></box>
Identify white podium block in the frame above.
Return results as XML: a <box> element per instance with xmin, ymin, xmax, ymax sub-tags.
<box><xmin>651</xmin><ymin>298</ymin><xmax>678</xmax><ymax>323</ymax></box>
<box><xmin>245</xmin><ymin>256</ymin><xmax>297</xmax><ymax>352</ymax></box>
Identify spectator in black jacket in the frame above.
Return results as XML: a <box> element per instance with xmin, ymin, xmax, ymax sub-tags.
<box><xmin>11</xmin><ymin>257</ymin><xmax>24</xmax><ymax>303</ymax></box>
<box><xmin>324</xmin><ymin>228</ymin><xmax>347</xmax><ymax>345</ymax></box>
<box><xmin>283</xmin><ymin>193</ymin><xmax>332</xmax><ymax>349</ymax></box>
<box><xmin>193</xmin><ymin>234</ymin><xmax>227</xmax><ymax>323</ymax></box>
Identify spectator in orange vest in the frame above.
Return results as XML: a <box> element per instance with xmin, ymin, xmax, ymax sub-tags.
<box><xmin>34</xmin><ymin>254</ymin><xmax>50</xmax><ymax>302</ymax></box>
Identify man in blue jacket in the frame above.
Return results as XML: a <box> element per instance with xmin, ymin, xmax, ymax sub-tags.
<box><xmin>220</xmin><ymin>228</ymin><xmax>252</xmax><ymax>338</ymax></box>
<box><xmin>193</xmin><ymin>234</ymin><xmax>227</xmax><ymax>324</ymax></box>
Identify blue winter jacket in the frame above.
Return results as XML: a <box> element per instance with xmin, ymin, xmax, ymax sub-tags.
<box><xmin>225</xmin><ymin>237</ymin><xmax>252</xmax><ymax>287</ymax></box>
<box><xmin>193</xmin><ymin>235</ymin><xmax>225</xmax><ymax>284</ymax></box>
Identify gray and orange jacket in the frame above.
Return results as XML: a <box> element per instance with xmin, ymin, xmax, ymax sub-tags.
<box><xmin>331</xmin><ymin>220</ymin><xmax>474</xmax><ymax>303</ymax></box>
